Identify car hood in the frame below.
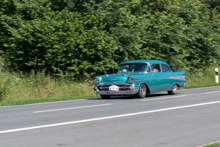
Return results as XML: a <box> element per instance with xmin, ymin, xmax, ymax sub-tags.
<box><xmin>96</xmin><ymin>73</ymin><xmax>146</xmax><ymax>84</ymax></box>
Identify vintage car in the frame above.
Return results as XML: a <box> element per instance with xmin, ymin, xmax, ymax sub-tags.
<box><xmin>93</xmin><ymin>60</ymin><xmax>187</xmax><ymax>99</ymax></box>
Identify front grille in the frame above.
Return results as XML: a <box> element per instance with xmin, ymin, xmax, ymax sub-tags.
<box><xmin>97</xmin><ymin>84</ymin><xmax>130</xmax><ymax>91</ymax></box>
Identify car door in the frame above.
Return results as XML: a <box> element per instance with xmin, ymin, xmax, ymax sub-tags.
<box><xmin>161</xmin><ymin>64</ymin><xmax>173</xmax><ymax>90</ymax></box>
<box><xmin>150</xmin><ymin>64</ymin><xmax>165</xmax><ymax>91</ymax></box>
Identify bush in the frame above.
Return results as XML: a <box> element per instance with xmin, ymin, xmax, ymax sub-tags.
<box><xmin>0</xmin><ymin>0</ymin><xmax>220</xmax><ymax>79</ymax></box>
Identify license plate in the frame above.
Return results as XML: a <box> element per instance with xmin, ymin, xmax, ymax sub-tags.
<box><xmin>109</xmin><ymin>85</ymin><xmax>119</xmax><ymax>91</ymax></box>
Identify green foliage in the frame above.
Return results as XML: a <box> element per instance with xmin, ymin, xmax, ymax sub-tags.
<box><xmin>0</xmin><ymin>0</ymin><xmax>220</xmax><ymax>79</ymax></box>
<box><xmin>201</xmin><ymin>0</ymin><xmax>220</xmax><ymax>11</ymax></box>
<box><xmin>0</xmin><ymin>71</ymin><xmax>19</xmax><ymax>101</ymax></box>
<box><xmin>0</xmin><ymin>0</ymin><xmax>117</xmax><ymax>79</ymax></box>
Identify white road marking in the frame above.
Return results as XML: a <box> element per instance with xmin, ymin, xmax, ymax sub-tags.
<box><xmin>205</xmin><ymin>91</ymin><xmax>220</xmax><ymax>94</ymax></box>
<box><xmin>1</xmin><ymin>100</ymin><xmax>220</xmax><ymax>134</ymax></box>
<box><xmin>33</xmin><ymin>104</ymin><xmax>112</xmax><ymax>113</ymax></box>
<box><xmin>141</xmin><ymin>95</ymin><xmax>187</xmax><ymax>101</ymax></box>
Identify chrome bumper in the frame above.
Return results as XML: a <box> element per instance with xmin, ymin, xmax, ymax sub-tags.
<box><xmin>183</xmin><ymin>81</ymin><xmax>187</xmax><ymax>87</ymax></box>
<box><xmin>94</xmin><ymin>84</ymin><xmax>139</xmax><ymax>95</ymax></box>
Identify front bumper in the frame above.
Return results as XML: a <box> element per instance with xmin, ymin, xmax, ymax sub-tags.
<box><xmin>94</xmin><ymin>84</ymin><xmax>139</xmax><ymax>95</ymax></box>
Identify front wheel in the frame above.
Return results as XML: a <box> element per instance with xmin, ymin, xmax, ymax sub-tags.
<box><xmin>168</xmin><ymin>84</ymin><xmax>178</xmax><ymax>95</ymax></box>
<box><xmin>101</xmin><ymin>95</ymin><xmax>111</xmax><ymax>99</ymax></box>
<box><xmin>136</xmin><ymin>84</ymin><xmax>147</xmax><ymax>98</ymax></box>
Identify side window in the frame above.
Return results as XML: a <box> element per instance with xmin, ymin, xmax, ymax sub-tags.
<box><xmin>162</xmin><ymin>64</ymin><xmax>171</xmax><ymax>72</ymax></box>
<box><xmin>151</xmin><ymin>64</ymin><xmax>161</xmax><ymax>73</ymax></box>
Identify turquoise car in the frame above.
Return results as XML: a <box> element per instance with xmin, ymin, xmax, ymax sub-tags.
<box><xmin>93</xmin><ymin>60</ymin><xmax>187</xmax><ymax>99</ymax></box>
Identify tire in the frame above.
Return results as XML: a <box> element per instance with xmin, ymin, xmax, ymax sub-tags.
<box><xmin>136</xmin><ymin>84</ymin><xmax>147</xmax><ymax>98</ymax></box>
<box><xmin>101</xmin><ymin>95</ymin><xmax>111</xmax><ymax>99</ymax></box>
<box><xmin>168</xmin><ymin>84</ymin><xmax>178</xmax><ymax>95</ymax></box>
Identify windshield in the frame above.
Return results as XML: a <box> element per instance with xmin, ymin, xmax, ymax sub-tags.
<box><xmin>118</xmin><ymin>63</ymin><xmax>149</xmax><ymax>73</ymax></box>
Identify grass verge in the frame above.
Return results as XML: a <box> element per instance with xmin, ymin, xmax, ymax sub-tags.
<box><xmin>185</xmin><ymin>66</ymin><xmax>220</xmax><ymax>88</ymax></box>
<box><xmin>0</xmin><ymin>70</ymin><xmax>98</xmax><ymax>106</ymax></box>
<box><xmin>204</xmin><ymin>142</ymin><xmax>220</xmax><ymax>147</ymax></box>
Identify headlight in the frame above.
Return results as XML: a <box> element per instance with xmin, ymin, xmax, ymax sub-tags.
<box><xmin>127</xmin><ymin>77</ymin><xmax>134</xmax><ymax>84</ymax></box>
<box><xmin>94</xmin><ymin>78</ymin><xmax>99</xmax><ymax>84</ymax></box>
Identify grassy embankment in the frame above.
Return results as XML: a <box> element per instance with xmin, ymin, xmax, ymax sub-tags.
<box><xmin>0</xmin><ymin>70</ymin><xmax>96</xmax><ymax>106</ymax></box>
<box><xmin>184</xmin><ymin>66</ymin><xmax>220</xmax><ymax>89</ymax></box>
<box><xmin>204</xmin><ymin>142</ymin><xmax>220</xmax><ymax>147</ymax></box>
<box><xmin>0</xmin><ymin>67</ymin><xmax>220</xmax><ymax>106</ymax></box>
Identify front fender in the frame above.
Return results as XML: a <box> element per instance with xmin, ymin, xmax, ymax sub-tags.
<box><xmin>133</xmin><ymin>81</ymin><xmax>152</xmax><ymax>93</ymax></box>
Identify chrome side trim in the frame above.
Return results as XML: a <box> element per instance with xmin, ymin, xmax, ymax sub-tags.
<box><xmin>135</xmin><ymin>78</ymin><xmax>186</xmax><ymax>82</ymax></box>
<box><xmin>169</xmin><ymin>75</ymin><xmax>186</xmax><ymax>81</ymax></box>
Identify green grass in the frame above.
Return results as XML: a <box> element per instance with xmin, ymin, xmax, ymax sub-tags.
<box><xmin>185</xmin><ymin>66</ymin><xmax>220</xmax><ymax>88</ymax></box>
<box><xmin>183</xmin><ymin>83</ymin><xmax>220</xmax><ymax>89</ymax></box>
<box><xmin>0</xmin><ymin>66</ymin><xmax>220</xmax><ymax>106</ymax></box>
<box><xmin>0</xmin><ymin>70</ymin><xmax>98</xmax><ymax>106</ymax></box>
<box><xmin>205</xmin><ymin>142</ymin><xmax>220</xmax><ymax>147</ymax></box>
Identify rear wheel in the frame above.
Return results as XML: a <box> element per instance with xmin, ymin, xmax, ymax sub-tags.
<box><xmin>168</xmin><ymin>84</ymin><xmax>178</xmax><ymax>95</ymax></box>
<box><xmin>101</xmin><ymin>95</ymin><xmax>111</xmax><ymax>99</ymax></box>
<box><xmin>136</xmin><ymin>84</ymin><xmax>147</xmax><ymax>98</ymax></box>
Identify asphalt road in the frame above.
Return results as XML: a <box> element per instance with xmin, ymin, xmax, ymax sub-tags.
<box><xmin>1</xmin><ymin>86</ymin><xmax>220</xmax><ymax>147</ymax></box>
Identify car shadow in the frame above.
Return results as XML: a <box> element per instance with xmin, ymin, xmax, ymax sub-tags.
<box><xmin>88</xmin><ymin>92</ymin><xmax>183</xmax><ymax>100</ymax></box>
<box><xmin>88</xmin><ymin>95</ymin><xmax>136</xmax><ymax>100</ymax></box>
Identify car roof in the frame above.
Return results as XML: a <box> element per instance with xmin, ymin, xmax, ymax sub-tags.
<box><xmin>120</xmin><ymin>60</ymin><xmax>168</xmax><ymax>65</ymax></box>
